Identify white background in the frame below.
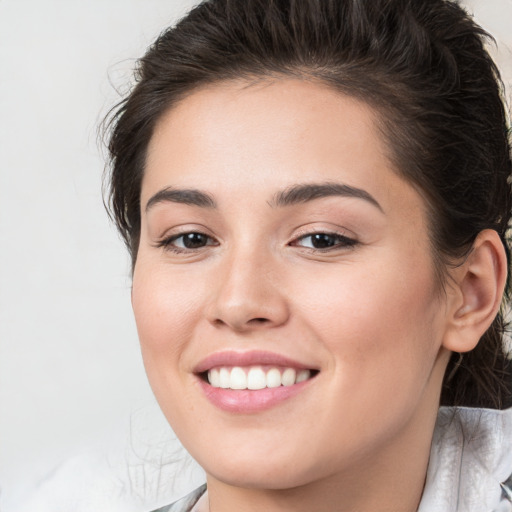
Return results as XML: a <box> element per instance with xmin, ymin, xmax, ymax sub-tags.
<box><xmin>0</xmin><ymin>1</ymin><xmax>510</xmax><ymax>510</ymax></box>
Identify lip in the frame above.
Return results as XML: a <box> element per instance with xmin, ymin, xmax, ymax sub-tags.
<box><xmin>198</xmin><ymin>379</ymin><xmax>313</xmax><ymax>413</ymax></box>
<box><xmin>193</xmin><ymin>350</ymin><xmax>316</xmax><ymax>373</ymax></box>
<box><xmin>194</xmin><ymin>350</ymin><xmax>318</xmax><ymax>413</ymax></box>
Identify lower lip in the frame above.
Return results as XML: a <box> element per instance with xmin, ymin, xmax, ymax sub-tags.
<box><xmin>198</xmin><ymin>378</ymin><xmax>313</xmax><ymax>413</ymax></box>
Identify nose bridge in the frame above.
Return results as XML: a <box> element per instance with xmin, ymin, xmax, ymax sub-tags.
<box><xmin>207</xmin><ymin>239</ymin><xmax>289</xmax><ymax>331</ymax></box>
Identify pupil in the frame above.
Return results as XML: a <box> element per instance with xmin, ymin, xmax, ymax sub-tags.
<box><xmin>312</xmin><ymin>234</ymin><xmax>335</xmax><ymax>248</ymax></box>
<box><xmin>183</xmin><ymin>233</ymin><xmax>207</xmax><ymax>248</ymax></box>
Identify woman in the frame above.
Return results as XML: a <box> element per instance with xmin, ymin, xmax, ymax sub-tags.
<box><xmin>105</xmin><ymin>0</ymin><xmax>512</xmax><ymax>510</ymax></box>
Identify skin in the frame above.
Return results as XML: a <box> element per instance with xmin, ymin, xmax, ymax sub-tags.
<box><xmin>132</xmin><ymin>79</ymin><xmax>504</xmax><ymax>511</ymax></box>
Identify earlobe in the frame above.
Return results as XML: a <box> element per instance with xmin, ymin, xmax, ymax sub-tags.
<box><xmin>442</xmin><ymin>229</ymin><xmax>507</xmax><ymax>353</ymax></box>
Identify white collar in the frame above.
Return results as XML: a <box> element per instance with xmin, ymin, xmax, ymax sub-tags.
<box><xmin>418</xmin><ymin>407</ymin><xmax>512</xmax><ymax>512</ymax></box>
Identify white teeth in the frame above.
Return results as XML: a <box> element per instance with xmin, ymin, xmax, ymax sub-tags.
<box><xmin>207</xmin><ymin>366</ymin><xmax>313</xmax><ymax>389</ymax></box>
<box><xmin>281</xmin><ymin>368</ymin><xmax>296</xmax><ymax>387</ymax></box>
<box><xmin>230</xmin><ymin>367</ymin><xmax>247</xmax><ymax>389</ymax></box>
<box><xmin>266</xmin><ymin>368</ymin><xmax>282</xmax><ymax>388</ymax></box>
<box><xmin>247</xmin><ymin>367</ymin><xmax>267</xmax><ymax>390</ymax></box>
<box><xmin>296</xmin><ymin>369</ymin><xmax>311</xmax><ymax>383</ymax></box>
<box><xmin>209</xmin><ymin>368</ymin><xmax>220</xmax><ymax>387</ymax></box>
<box><xmin>219</xmin><ymin>367</ymin><xmax>230</xmax><ymax>388</ymax></box>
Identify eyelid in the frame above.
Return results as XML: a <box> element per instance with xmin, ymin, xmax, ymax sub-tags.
<box><xmin>291</xmin><ymin>224</ymin><xmax>356</xmax><ymax>241</ymax></box>
<box><xmin>154</xmin><ymin>223</ymin><xmax>215</xmax><ymax>241</ymax></box>
<box><xmin>153</xmin><ymin>225</ymin><xmax>219</xmax><ymax>253</ymax></box>
<box><xmin>289</xmin><ymin>226</ymin><xmax>359</xmax><ymax>251</ymax></box>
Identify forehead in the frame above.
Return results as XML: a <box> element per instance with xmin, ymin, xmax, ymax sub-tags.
<box><xmin>143</xmin><ymin>78</ymin><xmax>423</xmax><ymax>221</ymax></box>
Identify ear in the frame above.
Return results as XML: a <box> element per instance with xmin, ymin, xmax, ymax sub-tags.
<box><xmin>442</xmin><ymin>229</ymin><xmax>508</xmax><ymax>353</ymax></box>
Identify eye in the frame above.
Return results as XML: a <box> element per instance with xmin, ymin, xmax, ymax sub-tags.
<box><xmin>292</xmin><ymin>232</ymin><xmax>357</xmax><ymax>251</ymax></box>
<box><xmin>157</xmin><ymin>231</ymin><xmax>218</xmax><ymax>253</ymax></box>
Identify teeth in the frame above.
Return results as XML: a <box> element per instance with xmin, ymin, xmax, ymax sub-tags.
<box><xmin>247</xmin><ymin>367</ymin><xmax>266</xmax><ymax>390</ymax></box>
<box><xmin>230</xmin><ymin>367</ymin><xmax>247</xmax><ymax>389</ymax></box>
<box><xmin>281</xmin><ymin>368</ymin><xmax>296</xmax><ymax>386</ymax></box>
<box><xmin>296</xmin><ymin>369</ymin><xmax>310</xmax><ymax>383</ymax></box>
<box><xmin>266</xmin><ymin>368</ymin><xmax>282</xmax><ymax>388</ymax></box>
<box><xmin>207</xmin><ymin>366</ymin><xmax>312</xmax><ymax>390</ymax></box>
<box><xmin>209</xmin><ymin>368</ymin><xmax>220</xmax><ymax>387</ymax></box>
<box><xmin>219</xmin><ymin>368</ymin><xmax>230</xmax><ymax>388</ymax></box>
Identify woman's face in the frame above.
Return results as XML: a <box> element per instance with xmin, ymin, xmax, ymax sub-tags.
<box><xmin>133</xmin><ymin>79</ymin><xmax>452</xmax><ymax>489</ymax></box>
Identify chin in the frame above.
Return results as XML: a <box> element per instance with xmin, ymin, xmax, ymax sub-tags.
<box><xmin>190</xmin><ymin>437</ymin><xmax>337</xmax><ymax>491</ymax></box>
<box><xmin>206</xmin><ymin>460</ymin><xmax>318</xmax><ymax>490</ymax></box>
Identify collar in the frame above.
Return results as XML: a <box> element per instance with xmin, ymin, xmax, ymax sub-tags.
<box><xmin>418</xmin><ymin>406</ymin><xmax>512</xmax><ymax>512</ymax></box>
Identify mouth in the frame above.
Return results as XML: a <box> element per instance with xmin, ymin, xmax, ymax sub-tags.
<box><xmin>201</xmin><ymin>365</ymin><xmax>318</xmax><ymax>390</ymax></box>
<box><xmin>194</xmin><ymin>351</ymin><xmax>319</xmax><ymax>413</ymax></box>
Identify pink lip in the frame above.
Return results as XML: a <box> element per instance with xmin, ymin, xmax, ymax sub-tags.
<box><xmin>193</xmin><ymin>350</ymin><xmax>315</xmax><ymax>373</ymax></box>
<box><xmin>198</xmin><ymin>379</ymin><xmax>313</xmax><ymax>413</ymax></box>
<box><xmin>194</xmin><ymin>350</ymin><xmax>317</xmax><ymax>414</ymax></box>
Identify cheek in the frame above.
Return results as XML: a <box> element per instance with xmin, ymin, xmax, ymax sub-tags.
<box><xmin>132</xmin><ymin>255</ymin><xmax>203</xmax><ymax>334</ymax></box>
<box><xmin>293</xmin><ymin>252</ymin><xmax>443</xmax><ymax>387</ymax></box>
<box><xmin>131</xmin><ymin>261</ymin><xmax>198</xmax><ymax>376</ymax></box>
<box><xmin>131</xmin><ymin>262</ymin><xmax>206</xmax><ymax>430</ymax></box>
<box><xmin>288</xmin><ymin>257</ymin><xmax>445</xmax><ymax>456</ymax></box>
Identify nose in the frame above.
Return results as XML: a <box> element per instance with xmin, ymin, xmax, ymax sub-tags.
<box><xmin>206</xmin><ymin>249</ymin><xmax>290</xmax><ymax>332</ymax></box>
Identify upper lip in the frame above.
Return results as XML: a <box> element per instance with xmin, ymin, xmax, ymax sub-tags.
<box><xmin>193</xmin><ymin>350</ymin><xmax>317</xmax><ymax>374</ymax></box>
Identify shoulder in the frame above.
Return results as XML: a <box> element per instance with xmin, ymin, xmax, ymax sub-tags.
<box><xmin>419</xmin><ymin>406</ymin><xmax>512</xmax><ymax>512</ymax></box>
<box><xmin>151</xmin><ymin>484</ymin><xmax>207</xmax><ymax>512</ymax></box>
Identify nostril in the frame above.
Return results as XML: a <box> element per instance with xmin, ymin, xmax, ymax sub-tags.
<box><xmin>249</xmin><ymin>318</ymin><xmax>270</xmax><ymax>324</ymax></box>
<box><xmin>211</xmin><ymin>316</ymin><xmax>271</xmax><ymax>331</ymax></box>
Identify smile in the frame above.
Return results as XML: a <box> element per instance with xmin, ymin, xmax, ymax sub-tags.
<box><xmin>195</xmin><ymin>351</ymin><xmax>319</xmax><ymax>413</ymax></box>
<box><xmin>207</xmin><ymin>366</ymin><xmax>312</xmax><ymax>390</ymax></box>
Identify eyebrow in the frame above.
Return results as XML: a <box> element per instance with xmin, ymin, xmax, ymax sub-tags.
<box><xmin>269</xmin><ymin>182</ymin><xmax>383</xmax><ymax>211</ymax></box>
<box><xmin>145</xmin><ymin>187</ymin><xmax>217</xmax><ymax>211</ymax></box>
<box><xmin>145</xmin><ymin>181</ymin><xmax>383</xmax><ymax>213</ymax></box>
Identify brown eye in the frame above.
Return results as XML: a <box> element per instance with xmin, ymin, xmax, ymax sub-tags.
<box><xmin>177</xmin><ymin>233</ymin><xmax>210</xmax><ymax>249</ymax></box>
<box><xmin>158</xmin><ymin>232</ymin><xmax>218</xmax><ymax>253</ymax></box>
<box><xmin>308</xmin><ymin>233</ymin><xmax>338</xmax><ymax>249</ymax></box>
<box><xmin>293</xmin><ymin>232</ymin><xmax>357</xmax><ymax>250</ymax></box>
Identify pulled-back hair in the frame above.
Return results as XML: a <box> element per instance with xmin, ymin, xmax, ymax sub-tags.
<box><xmin>105</xmin><ymin>0</ymin><xmax>512</xmax><ymax>408</ymax></box>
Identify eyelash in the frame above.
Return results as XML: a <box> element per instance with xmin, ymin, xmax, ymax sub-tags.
<box><xmin>156</xmin><ymin>230</ymin><xmax>358</xmax><ymax>254</ymax></box>
<box><xmin>156</xmin><ymin>232</ymin><xmax>218</xmax><ymax>254</ymax></box>
<box><xmin>290</xmin><ymin>231</ymin><xmax>358</xmax><ymax>252</ymax></box>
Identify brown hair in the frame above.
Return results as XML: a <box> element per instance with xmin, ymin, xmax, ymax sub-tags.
<box><xmin>105</xmin><ymin>0</ymin><xmax>512</xmax><ymax>408</ymax></box>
